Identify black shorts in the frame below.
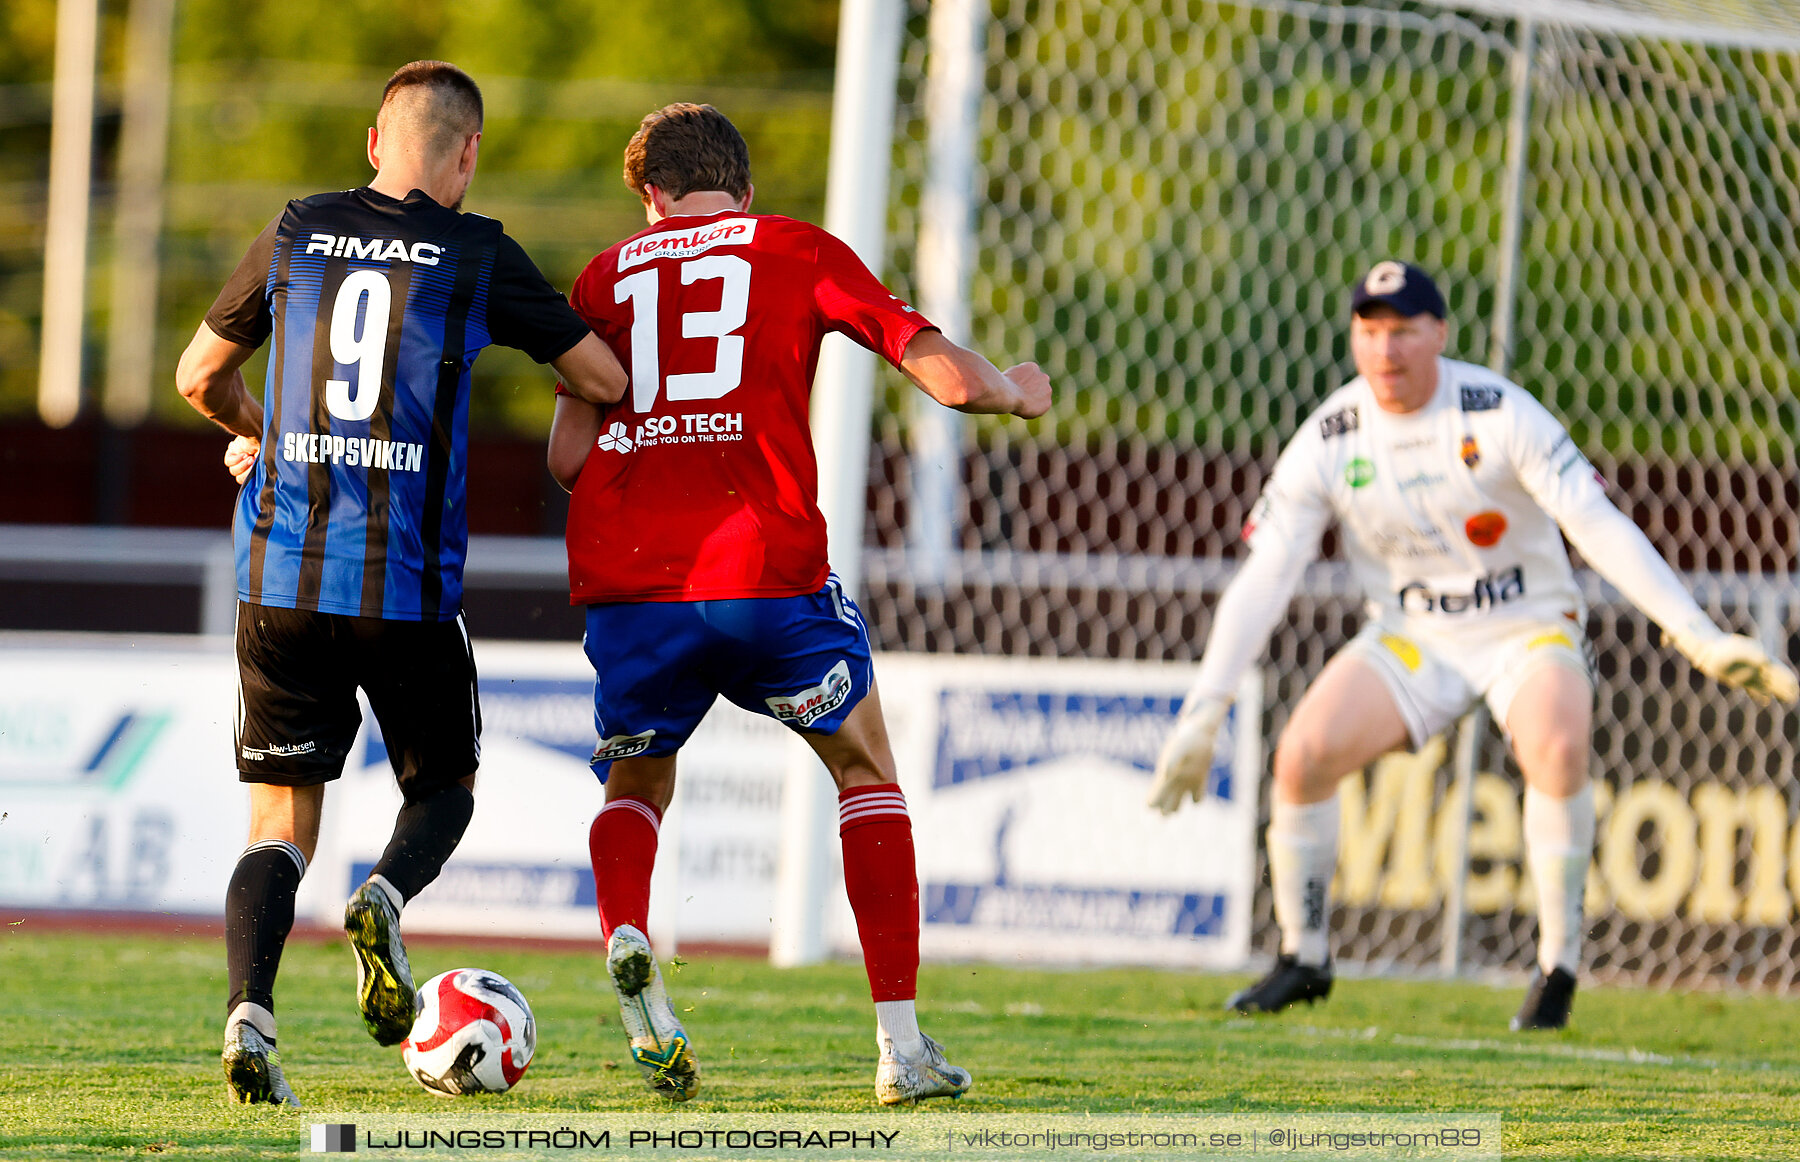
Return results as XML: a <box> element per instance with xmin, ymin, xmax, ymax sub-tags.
<box><xmin>235</xmin><ymin>601</ymin><xmax>481</xmax><ymax>797</ymax></box>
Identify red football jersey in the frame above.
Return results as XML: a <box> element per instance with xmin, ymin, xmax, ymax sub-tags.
<box><xmin>564</xmin><ymin>211</ymin><xmax>933</xmax><ymax>603</ymax></box>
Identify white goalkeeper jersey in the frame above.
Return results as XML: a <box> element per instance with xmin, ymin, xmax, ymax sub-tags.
<box><xmin>1187</xmin><ymin>357</ymin><xmax>1716</xmax><ymax>701</ymax></box>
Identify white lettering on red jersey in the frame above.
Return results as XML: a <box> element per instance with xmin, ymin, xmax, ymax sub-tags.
<box><xmin>615</xmin><ymin>216</ymin><xmax>758</xmax><ymax>271</ymax></box>
<box><xmin>565</xmin><ymin>212</ymin><xmax>933</xmax><ymax>602</ymax></box>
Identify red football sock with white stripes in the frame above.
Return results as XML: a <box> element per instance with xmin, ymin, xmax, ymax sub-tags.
<box><xmin>588</xmin><ymin>795</ymin><xmax>661</xmax><ymax>941</ymax></box>
<box><xmin>838</xmin><ymin>783</ymin><xmax>919</xmax><ymax>1002</ymax></box>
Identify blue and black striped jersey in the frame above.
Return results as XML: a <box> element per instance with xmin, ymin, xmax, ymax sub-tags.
<box><xmin>206</xmin><ymin>187</ymin><xmax>588</xmax><ymax>620</ymax></box>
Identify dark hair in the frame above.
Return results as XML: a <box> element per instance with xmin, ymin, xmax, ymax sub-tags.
<box><xmin>623</xmin><ymin>103</ymin><xmax>751</xmax><ymax>203</ymax></box>
<box><xmin>378</xmin><ymin>61</ymin><xmax>483</xmax><ymax>155</ymax></box>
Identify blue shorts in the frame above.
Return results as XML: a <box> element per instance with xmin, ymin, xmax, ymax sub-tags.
<box><xmin>581</xmin><ymin>573</ymin><xmax>873</xmax><ymax>781</ymax></box>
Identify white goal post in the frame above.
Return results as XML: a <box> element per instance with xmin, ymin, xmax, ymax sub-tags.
<box><xmin>773</xmin><ymin>0</ymin><xmax>910</xmax><ymax>967</ymax></box>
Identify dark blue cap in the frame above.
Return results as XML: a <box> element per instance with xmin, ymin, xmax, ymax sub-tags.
<box><xmin>1351</xmin><ymin>260</ymin><xmax>1446</xmax><ymax>319</ymax></box>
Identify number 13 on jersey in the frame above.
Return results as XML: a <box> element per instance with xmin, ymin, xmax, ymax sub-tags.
<box><xmin>613</xmin><ymin>254</ymin><xmax>751</xmax><ymax>413</ymax></box>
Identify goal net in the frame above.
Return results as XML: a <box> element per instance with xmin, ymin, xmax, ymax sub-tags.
<box><xmin>863</xmin><ymin>0</ymin><xmax>1800</xmax><ymax>990</ymax></box>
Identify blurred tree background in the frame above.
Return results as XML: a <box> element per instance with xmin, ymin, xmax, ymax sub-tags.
<box><xmin>5</xmin><ymin>0</ymin><xmax>1797</xmax><ymax>503</ymax></box>
<box><xmin>0</xmin><ymin>0</ymin><xmax>839</xmax><ymax>433</ymax></box>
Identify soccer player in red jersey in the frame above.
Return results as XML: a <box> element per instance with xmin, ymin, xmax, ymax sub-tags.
<box><xmin>549</xmin><ymin>103</ymin><xmax>1050</xmax><ymax>1105</ymax></box>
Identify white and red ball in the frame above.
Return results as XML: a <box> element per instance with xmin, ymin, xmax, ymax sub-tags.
<box><xmin>401</xmin><ymin>968</ymin><xmax>536</xmax><ymax>1096</ymax></box>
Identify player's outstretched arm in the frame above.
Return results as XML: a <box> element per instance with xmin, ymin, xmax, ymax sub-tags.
<box><xmin>899</xmin><ymin>329</ymin><xmax>1050</xmax><ymax>419</ymax></box>
<box><xmin>1555</xmin><ymin>498</ymin><xmax>1797</xmax><ymax>705</ymax></box>
<box><xmin>1514</xmin><ymin>398</ymin><xmax>1800</xmax><ymax>707</ymax></box>
<box><xmin>551</xmin><ymin>333</ymin><xmax>629</xmax><ymax>407</ymax></box>
<box><xmin>1149</xmin><ymin>538</ymin><xmax>1318</xmax><ymax>814</ymax></box>
<box><xmin>548</xmin><ymin>394</ymin><xmax>603</xmax><ymax>493</ymax></box>
<box><xmin>1149</xmin><ymin>425</ymin><xmax>1333</xmax><ymax>814</ymax></box>
<box><xmin>175</xmin><ymin>321</ymin><xmax>264</xmax><ymax>439</ymax></box>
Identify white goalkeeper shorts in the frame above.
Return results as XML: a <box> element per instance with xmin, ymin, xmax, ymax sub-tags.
<box><xmin>1338</xmin><ymin>615</ymin><xmax>1594</xmax><ymax>748</ymax></box>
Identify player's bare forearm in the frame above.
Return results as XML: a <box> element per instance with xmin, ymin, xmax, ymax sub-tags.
<box><xmin>551</xmin><ymin>333</ymin><xmax>628</xmax><ymax>406</ymax></box>
<box><xmin>548</xmin><ymin>394</ymin><xmax>604</xmax><ymax>492</ymax></box>
<box><xmin>175</xmin><ymin>322</ymin><xmax>264</xmax><ymax>439</ymax></box>
<box><xmin>900</xmin><ymin>330</ymin><xmax>1052</xmax><ymax>419</ymax></box>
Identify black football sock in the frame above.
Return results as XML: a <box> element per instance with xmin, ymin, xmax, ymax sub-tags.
<box><xmin>225</xmin><ymin>840</ymin><xmax>307</xmax><ymax>1017</ymax></box>
<box><xmin>369</xmin><ymin>783</ymin><xmax>475</xmax><ymax>903</ymax></box>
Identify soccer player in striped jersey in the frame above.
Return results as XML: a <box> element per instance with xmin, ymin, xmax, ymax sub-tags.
<box><xmin>548</xmin><ymin>104</ymin><xmax>1051</xmax><ymax>1105</ymax></box>
<box><xmin>176</xmin><ymin>61</ymin><xmax>626</xmax><ymax>1106</ymax></box>
<box><xmin>1148</xmin><ymin>261</ymin><xmax>1796</xmax><ymax>1030</ymax></box>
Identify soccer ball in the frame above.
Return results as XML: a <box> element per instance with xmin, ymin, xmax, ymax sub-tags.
<box><xmin>401</xmin><ymin>968</ymin><xmax>536</xmax><ymax>1096</ymax></box>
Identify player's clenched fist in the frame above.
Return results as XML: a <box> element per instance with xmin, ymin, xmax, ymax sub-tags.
<box><xmin>224</xmin><ymin>435</ymin><xmax>260</xmax><ymax>486</ymax></box>
<box><xmin>1147</xmin><ymin>697</ymin><xmax>1228</xmax><ymax>815</ymax></box>
<box><xmin>1003</xmin><ymin>362</ymin><xmax>1052</xmax><ymax>419</ymax></box>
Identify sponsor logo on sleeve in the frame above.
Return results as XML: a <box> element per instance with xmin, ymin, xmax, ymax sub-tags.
<box><xmin>617</xmin><ymin>217</ymin><xmax>759</xmax><ymax>270</ymax></box>
<box><xmin>1344</xmin><ymin>458</ymin><xmax>1376</xmax><ymax>488</ymax></box>
<box><xmin>765</xmin><ymin>661</ymin><xmax>853</xmax><ymax>728</ymax></box>
<box><xmin>1460</xmin><ymin>434</ymin><xmax>1481</xmax><ymax>468</ymax></box>
<box><xmin>1459</xmin><ymin>384</ymin><xmax>1504</xmax><ymax>411</ymax></box>
<box><xmin>1319</xmin><ymin>406</ymin><xmax>1359</xmax><ymax>439</ymax></box>
<box><xmin>1549</xmin><ymin>434</ymin><xmax>1589</xmax><ymax>476</ymax></box>
<box><xmin>1241</xmin><ymin>495</ymin><xmax>1271</xmax><ymax>542</ymax></box>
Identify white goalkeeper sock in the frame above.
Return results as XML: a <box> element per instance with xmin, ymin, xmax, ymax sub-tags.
<box><xmin>1524</xmin><ymin>782</ymin><xmax>1596</xmax><ymax>976</ymax></box>
<box><xmin>875</xmin><ymin>1000</ymin><xmax>923</xmax><ymax>1060</ymax></box>
<box><xmin>1269</xmin><ymin>796</ymin><xmax>1339</xmax><ymax>968</ymax></box>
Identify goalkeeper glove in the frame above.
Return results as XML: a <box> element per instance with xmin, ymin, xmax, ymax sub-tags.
<box><xmin>1147</xmin><ymin>697</ymin><xmax>1228</xmax><ymax>815</ymax></box>
<box><xmin>1671</xmin><ymin>627</ymin><xmax>1799</xmax><ymax>706</ymax></box>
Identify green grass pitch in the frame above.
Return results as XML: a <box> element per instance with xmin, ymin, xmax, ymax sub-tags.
<box><xmin>2</xmin><ymin>929</ymin><xmax>1796</xmax><ymax>1160</ymax></box>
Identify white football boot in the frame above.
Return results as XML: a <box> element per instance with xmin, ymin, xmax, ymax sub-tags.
<box><xmin>222</xmin><ymin>1002</ymin><xmax>301</xmax><ymax>1107</ymax></box>
<box><xmin>875</xmin><ymin>1032</ymin><xmax>971</xmax><ymax>1105</ymax></box>
<box><xmin>606</xmin><ymin>925</ymin><xmax>699</xmax><ymax>1101</ymax></box>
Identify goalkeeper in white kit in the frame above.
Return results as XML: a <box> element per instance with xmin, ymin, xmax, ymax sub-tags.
<box><xmin>1149</xmin><ymin>261</ymin><xmax>1797</xmax><ymax>1029</ymax></box>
